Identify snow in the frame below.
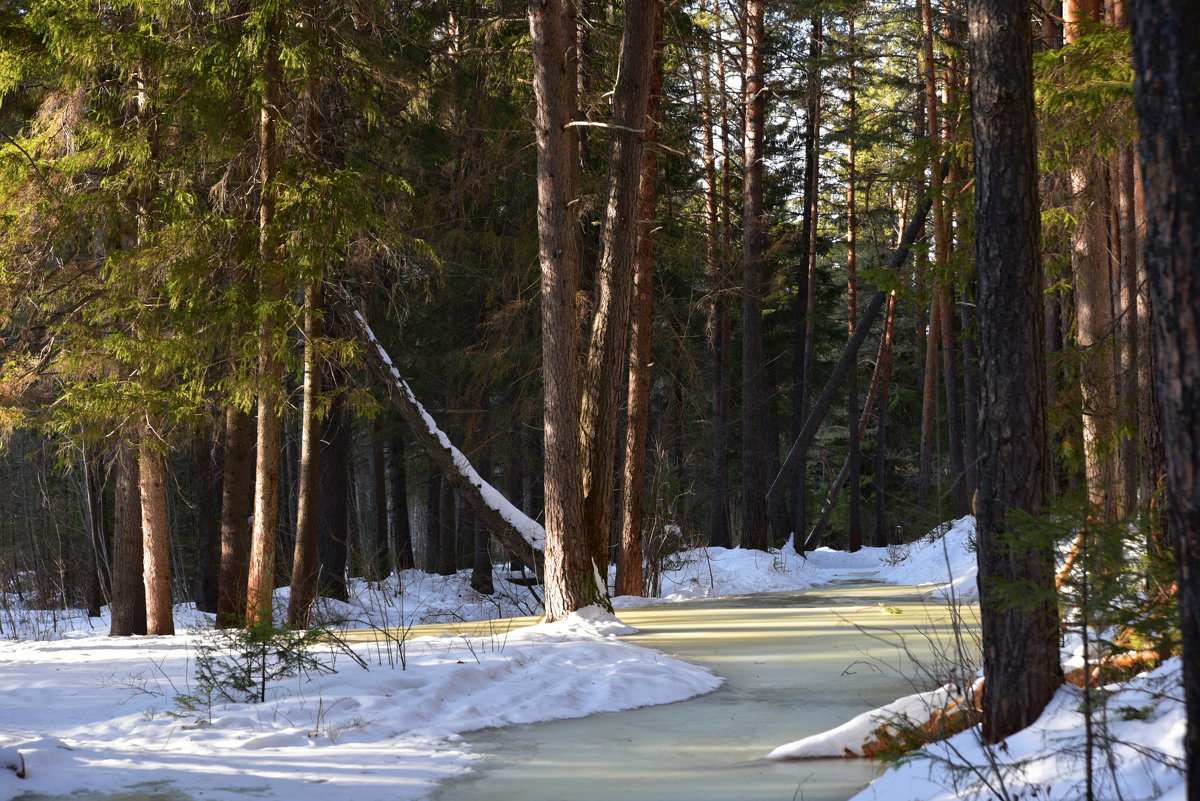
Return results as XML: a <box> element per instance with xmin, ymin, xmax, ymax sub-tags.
<box><xmin>0</xmin><ymin>514</ymin><xmax>1185</xmax><ymax>801</ymax></box>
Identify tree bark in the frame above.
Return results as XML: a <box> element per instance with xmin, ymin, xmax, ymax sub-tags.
<box><xmin>1129</xmin><ymin>4</ymin><xmax>1200</xmax><ymax>792</ymax></box>
<box><xmin>579</xmin><ymin>0</ymin><xmax>657</xmax><ymax>584</ymax></box>
<box><xmin>217</xmin><ymin>407</ymin><xmax>254</xmax><ymax>627</ymax></box>
<box><xmin>741</xmin><ymin>0</ymin><xmax>771</xmax><ymax>551</ymax></box>
<box><xmin>529</xmin><ymin>0</ymin><xmax>588</xmax><ymax>620</ymax></box>
<box><xmin>246</xmin><ymin>10</ymin><xmax>284</xmax><ymax>628</ymax></box>
<box><xmin>390</xmin><ymin>433</ymin><xmax>415</xmax><ymax>571</ymax></box>
<box><xmin>139</xmin><ymin>425</ymin><xmax>174</xmax><ymax>636</ymax></box>
<box><xmin>617</xmin><ymin>0</ymin><xmax>663</xmax><ymax>598</ymax></box>
<box><xmin>846</xmin><ymin>17</ymin><xmax>861</xmax><ymax>551</ymax></box>
<box><xmin>193</xmin><ymin>429</ymin><xmax>219</xmax><ymax>615</ymax></box>
<box><xmin>287</xmin><ymin>279</ymin><xmax>323</xmax><ymax>627</ymax></box>
<box><xmin>707</xmin><ymin>0</ymin><xmax>732</xmax><ymax>549</ymax></box>
<box><xmin>110</xmin><ymin>440</ymin><xmax>146</xmax><ymax>636</ymax></box>
<box><xmin>316</xmin><ymin>385</ymin><xmax>350</xmax><ymax>601</ymax></box>
<box><xmin>83</xmin><ymin>446</ymin><xmax>110</xmax><ymax>618</ymax></box>
<box><xmin>970</xmin><ymin>0</ymin><xmax>1062</xmax><ymax>741</ymax></box>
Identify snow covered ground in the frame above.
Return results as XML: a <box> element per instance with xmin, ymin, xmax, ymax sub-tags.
<box><xmin>0</xmin><ymin>515</ymin><xmax>1185</xmax><ymax>801</ymax></box>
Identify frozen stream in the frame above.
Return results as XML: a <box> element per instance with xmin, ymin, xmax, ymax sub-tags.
<box><xmin>434</xmin><ymin>581</ymin><xmax>977</xmax><ymax>801</ymax></box>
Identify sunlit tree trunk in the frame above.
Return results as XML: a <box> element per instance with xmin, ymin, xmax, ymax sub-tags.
<box><xmin>139</xmin><ymin>425</ymin><xmax>174</xmax><ymax>636</ymax></box>
<box><xmin>246</xmin><ymin>9</ymin><xmax>284</xmax><ymax>628</ymax></box>
<box><xmin>530</xmin><ymin>0</ymin><xmax>587</xmax><ymax>620</ymax></box>
<box><xmin>110</xmin><ymin>439</ymin><xmax>146</xmax><ymax>636</ymax></box>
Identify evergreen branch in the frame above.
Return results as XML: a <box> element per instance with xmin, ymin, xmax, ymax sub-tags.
<box><xmin>0</xmin><ymin>130</ymin><xmax>63</xmax><ymax>203</ymax></box>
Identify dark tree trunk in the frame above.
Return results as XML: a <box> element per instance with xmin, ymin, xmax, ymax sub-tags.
<box><xmin>709</xmin><ymin>0</ymin><xmax>733</xmax><ymax>550</ymax></box>
<box><xmin>83</xmin><ymin>446</ymin><xmax>111</xmax><ymax>618</ymax></box>
<box><xmin>316</xmin><ymin>387</ymin><xmax>350</xmax><ymax>602</ymax></box>
<box><xmin>470</xmin><ymin>452</ymin><xmax>495</xmax><ymax>594</ymax></box>
<box><xmin>1130</xmin><ymin>5</ymin><xmax>1200</xmax><ymax>794</ymax></box>
<box><xmin>424</xmin><ymin>466</ymin><xmax>441</xmax><ymax>574</ymax></box>
<box><xmin>741</xmin><ymin>0</ymin><xmax>771</xmax><ymax>551</ymax></box>
<box><xmin>217</xmin><ymin>407</ymin><xmax>254</xmax><ymax>627</ymax></box>
<box><xmin>193</xmin><ymin>429</ymin><xmax>219</xmax><ymax>615</ymax></box>
<box><xmin>110</xmin><ymin>439</ymin><xmax>146</xmax><ymax>637</ymax></box>
<box><xmin>390</xmin><ymin>433</ymin><xmax>415</xmax><ymax>571</ymax></box>
<box><xmin>616</xmin><ymin>0</ymin><xmax>663</xmax><ymax>599</ymax></box>
<box><xmin>970</xmin><ymin>0</ymin><xmax>1062</xmax><ymax>742</ymax></box>
<box><xmin>438</xmin><ymin>470</ymin><xmax>456</xmax><ymax>576</ymax></box>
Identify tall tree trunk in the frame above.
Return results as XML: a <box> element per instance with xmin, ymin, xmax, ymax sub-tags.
<box><xmin>742</xmin><ymin>0</ymin><xmax>771</xmax><ymax>551</ymax></box>
<box><xmin>316</xmin><ymin>386</ymin><xmax>350</xmax><ymax>601</ymax></box>
<box><xmin>846</xmin><ymin>17</ymin><xmax>861</xmax><ymax>551</ymax></box>
<box><xmin>217</xmin><ymin>407</ymin><xmax>254</xmax><ymax>627</ymax></box>
<box><xmin>707</xmin><ymin>0</ymin><xmax>732</xmax><ymax>549</ymax></box>
<box><xmin>918</xmin><ymin>299</ymin><xmax>941</xmax><ymax>507</ymax></box>
<box><xmin>1133</xmin><ymin>157</ymin><xmax>1168</xmax><ymax>552</ymax></box>
<box><xmin>139</xmin><ymin>426</ymin><xmax>174</xmax><ymax>636</ymax></box>
<box><xmin>529</xmin><ymin>0</ymin><xmax>587</xmax><ymax>621</ymax></box>
<box><xmin>1130</xmin><ymin>6</ymin><xmax>1200</xmax><ymax>794</ymax></box>
<box><xmin>970</xmin><ymin>0</ymin><xmax>1062</xmax><ymax>741</ymax></box>
<box><xmin>287</xmin><ymin>279</ymin><xmax>323</xmax><ymax>626</ymax></box>
<box><xmin>1067</xmin><ymin>0</ymin><xmax>1120</xmax><ymax>519</ymax></box>
<box><xmin>579</xmin><ymin>0</ymin><xmax>657</xmax><ymax>583</ymax></box>
<box><xmin>110</xmin><ymin>438</ymin><xmax>146</xmax><ymax>636</ymax></box>
<box><xmin>83</xmin><ymin>445</ymin><xmax>111</xmax><ymax>618</ymax></box>
<box><xmin>793</xmin><ymin>14</ymin><xmax>823</xmax><ymax>552</ymax></box>
<box><xmin>874</xmin><ymin>293</ymin><xmax>898</xmax><ymax>547</ymax></box>
<box><xmin>246</xmin><ymin>11</ymin><xmax>284</xmax><ymax>628</ymax></box>
<box><xmin>617</xmin><ymin>0</ymin><xmax>663</xmax><ymax>598</ymax></box>
<box><xmin>288</xmin><ymin>5</ymin><xmax>327</xmax><ymax>625</ymax></box>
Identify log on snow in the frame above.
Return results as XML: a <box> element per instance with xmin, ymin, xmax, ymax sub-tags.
<box><xmin>327</xmin><ymin>284</ymin><xmax>544</xmax><ymax>570</ymax></box>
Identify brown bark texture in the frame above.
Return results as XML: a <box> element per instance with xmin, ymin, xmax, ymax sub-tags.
<box><xmin>246</xmin><ymin>14</ymin><xmax>284</xmax><ymax>629</ymax></box>
<box><xmin>287</xmin><ymin>280</ymin><xmax>323</xmax><ymax>627</ymax></box>
<box><xmin>969</xmin><ymin>0</ymin><xmax>1063</xmax><ymax>742</ymax></box>
<box><xmin>579</xmin><ymin>0</ymin><xmax>657</xmax><ymax>577</ymax></box>
<box><xmin>139</xmin><ymin>427</ymin><xmax>174</xmax><ymax>636</ymax></box>
<box><xmin>529</xmin><ymin>0</ymin><xmax>588</xmax><ymax>621</ymax></box>
<box><xmin>1130</xmin><ymin>2</ymin><xmax>1200</xmax><ymax>793</ymax></box>
<box><xmin>703</xmin><ymin>6</ymin><xmax>732</xmax><ymax>550</ymax></box>
<box><xmin>617</xmin><ymin>0</ymin><xmax>663</xmax><ymax>598</ymax></box>
<box><xmin>217</xmin><ymin>406</ymin><xmax>254</xmax><ymax>627</ymax></box>
<box><xmin>110</xmin><ymin>439</ymin><xmax>146</xmax><ymax>636</ymax></box>
<box><xmin>741</xmin><ymin>0</ymin><xmax>771</xmax><ymax>551</ymax></box>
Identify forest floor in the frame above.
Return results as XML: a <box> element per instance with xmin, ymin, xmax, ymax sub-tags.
<box><xmin>0</xmin><ymin>516</ymin><xmax>1185</xmax><ymax>801</ymax></box>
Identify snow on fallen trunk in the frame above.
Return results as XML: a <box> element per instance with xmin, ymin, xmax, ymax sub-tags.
<box><xmin>327</xmin><ymin>284</ymin><xmax>544</xmax><ymax>565</ymax></box>
<box><xmin>766</xmin><ymin>683</ymin><xmax>971</xmax><ymax>759</ymax></box>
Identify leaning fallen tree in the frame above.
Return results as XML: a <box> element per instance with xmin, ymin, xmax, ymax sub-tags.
<box><xmin>767</xmin><ymin>163</ymin><xmax>946</xmax><ymax>526</ymax></box>
<box><xmin>327</xmin><ymin>284</ymin><xmax>544</xmax><ymax>572</ymax></box>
